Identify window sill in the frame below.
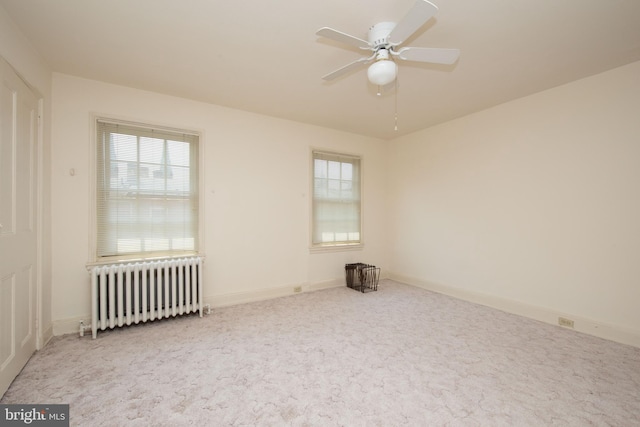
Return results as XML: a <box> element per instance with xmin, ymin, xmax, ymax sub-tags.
<box><xmin>309</xmin><ymin>244</ymin><xmax>364</xmax><ymax>254</ymax></box>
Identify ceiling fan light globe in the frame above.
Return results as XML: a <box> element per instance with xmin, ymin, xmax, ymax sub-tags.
<box><xmin>367</xmin><ymin>60</ymin><xmax>397</xmax><ymax>86</ymax></box>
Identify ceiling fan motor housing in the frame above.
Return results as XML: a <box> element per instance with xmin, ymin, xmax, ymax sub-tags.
<box><xmin>368</xmin><ymin>23</ymin><xmax>398</xmax><ymax>86</ymax></box>
<box><xmin>368</xmin><ymin>22</ymin><xmax>396</xmax><ymax>49</ymax></box>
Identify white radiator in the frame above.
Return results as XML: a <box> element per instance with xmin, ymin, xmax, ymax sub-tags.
<box><xmin>89</xmin><ymin>257</ymin><xmax>203</xmax><ymax>338</ymax></box>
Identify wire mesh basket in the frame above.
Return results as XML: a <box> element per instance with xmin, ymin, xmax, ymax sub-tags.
<box><xmin>345</xmin><ymin>263</ymin><xmax>380</xmax><ymax>293</ymax></box>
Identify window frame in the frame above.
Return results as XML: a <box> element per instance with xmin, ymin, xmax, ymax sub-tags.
<box><xmin>309</xmin><ymin>149</ymin><xmax>363</xmax><ymax>252</ymax></box>
<box><xmin>88</xmin><ymin>115</ymin><xmax>205</xmax><ymax>264</ymax></box>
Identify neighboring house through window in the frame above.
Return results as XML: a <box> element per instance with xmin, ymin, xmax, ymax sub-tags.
<box><xmin>311</xmin><ymin>150</ymin><xmax>361</xmax><ymax>248</ymax></box>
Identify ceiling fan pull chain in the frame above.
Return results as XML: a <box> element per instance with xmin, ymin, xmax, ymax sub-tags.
<box><xmin>394</xmin><ymin>75</ymin><xmax>399</xmax><ymax>131</ymax></box>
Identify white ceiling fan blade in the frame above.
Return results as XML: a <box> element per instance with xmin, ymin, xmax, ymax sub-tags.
<box><xmin>316</xmin><ymin>27</ymin><xmax>371</xmax><ymax>49</ymax></box>
<box><xmin>396</xmin><ymin>47</ymin><xmax>460</xmax><ymax>65</ymax></box>
<box><xmin>388</xmin><ymin>0</ymin><xmax>438</xmax><ymax>46</ymax></box>
<box><xmin>321</xmin><ymin>57</ymin><xmax>371</xmax><ymax>81</ymax></box>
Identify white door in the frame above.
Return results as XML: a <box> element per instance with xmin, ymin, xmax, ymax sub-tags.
<box><xmin>0</xmin><ymin>56</ymin><xmax>38</xmax><ymax>397</ymax></box>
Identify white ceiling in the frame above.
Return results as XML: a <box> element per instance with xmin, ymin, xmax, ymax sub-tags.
<box><xmin>2</xmin><ymin>0</ymin><xmax>640</xmax><ymax>140</ymax></box>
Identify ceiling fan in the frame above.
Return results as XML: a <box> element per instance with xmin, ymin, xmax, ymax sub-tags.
<box><xmin>316</xmin><ymin>0</ymin><xmax>460</xmax><ymax>87</ymax></box>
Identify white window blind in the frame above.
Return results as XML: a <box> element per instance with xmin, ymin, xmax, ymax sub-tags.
<box><xmin>96</xmin><ymin>119</ymin><xmax>199</xmax><ymax>259</ymax></box>
<box><xmin>312</xmin><ymin>151</ymin><xmax>361</xmax><ymax>246</ymax></box>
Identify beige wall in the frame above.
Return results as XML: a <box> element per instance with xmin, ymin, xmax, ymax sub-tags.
<box><xmin>0</xmin><ymin>5</ymin><xmax>53</xmax><ymax>347</ymax></box>
<box><xmin>388</xmin><ymin>61</ymin><xmax>640</xmax><ymax>346</ymax></box>
<box><xmin>47</xmin><ymin>61</ymin><xmax>640</xmax><ymax>345</ymax></box>
<box><xmin>50</xmin><ymin>73</ymin><xmax>389</xmax><ymax>332</ymax></box>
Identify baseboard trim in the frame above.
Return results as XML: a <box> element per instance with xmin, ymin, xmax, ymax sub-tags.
<box><xmin>38</xmin><ymin>323</ymin><xmax>54</xmax><ymax>349</ymax></box>
<box><xmin>389</xmin><ymin>272</ymin><xmax>640</xmax><ymax>349</ymax></box>
<box><xmin>50</xmin><ymin>277</ymin><xmax>359</xmax><ymax>338</ymax></box>
<box><xmin>206</xmin><ymin>285</ymin><xmax>296</xmax><ymax>308</ymax></box>
<box><xmin>305</xmin><ymin>278</ymin><xmax>343</xmax><ymax>292</ymax></box>
<box><xmin>53</xmin><ymin>316</ymin><xmax>91</xmax><ymax>337</ymax></box>
<box><xmin>205</xmin><ymin>278</ymin><xmax>344</xmax><ymax>308</ymax></box>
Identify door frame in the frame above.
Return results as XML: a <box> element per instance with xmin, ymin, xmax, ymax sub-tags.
<box><xmin>35</xmin><ymin>96</ymin><xmax>45</xmax><ymax>350</ymax></box>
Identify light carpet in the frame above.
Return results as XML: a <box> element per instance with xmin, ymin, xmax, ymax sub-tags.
<box><xmin>2</xmin><ymin>280</ymin><xmax>640</xmax><ymax>426</ymax></box>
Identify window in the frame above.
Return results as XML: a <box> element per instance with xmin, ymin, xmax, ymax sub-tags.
<box><xmin>312</xmin><ymin>150</ymin><xmax>361</xmax><ymax>247</ymax></box>
<box><xmin>96</xmin><ymin>119</ymin><xmax>199</xmax><ymax>259</ymax></box>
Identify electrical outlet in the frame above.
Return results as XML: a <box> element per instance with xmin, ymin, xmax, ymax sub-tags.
<box><xmin>558</xmin><ymin>317</ymin><xmax>574</xmax><ymax>328</ymax></box>
<box><xmin>293</xmin><ymin>286</ymin><xmax>302</xmax><ymax>293</ymax></box>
